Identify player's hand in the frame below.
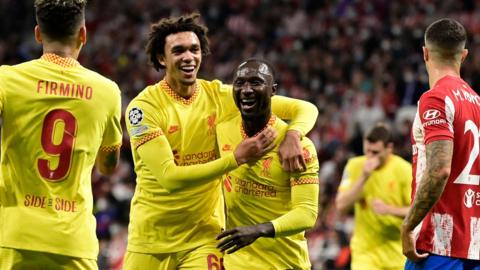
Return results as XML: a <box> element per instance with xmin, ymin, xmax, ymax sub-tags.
<box><xmin>371</xmin><ymin>199</ymin><xmax>391</xmax><ymax>215</ymax></box>
<box><xmin>278</xmin><ymin>130</ymin><xmax>306</xmax><ymax>172</ymax></box>
<box><xmin>234</xmin><ymin>127</ymin><xmax>277</xmax><ymax>165</ymax></box>
<box><xmin>362</xmin><ymin>156</ymin><xmax>380</xmax><ymax>177</ymax></box>
<box><xmin>401</xmin><ymin>224</ymin><xmax>429</xmax><ymax>262</ymax></box>
<box><xmin>216</xmin><ymin>223</ymin><xmax>274</xmax><ymax>254</ymax></box>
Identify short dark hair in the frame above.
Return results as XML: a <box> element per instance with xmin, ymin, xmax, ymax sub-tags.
<box><xmin>425</xmin><ymin>18</ymin><xmax>467</xmax><ymax>61</ymax></box>
<box><xmin>365</xmin><ymin>123</ymin><xmax>393</xmax><ymax>146</ymax></box>
<box><xmin>146</xmin><ymin>13</ymin><xmax>210</xmax><ymax>71</ymax></box>
<box><xmin>34</xmin><ymin>0</ymin><xmax>86</xmax><ymax>43</ymax></box>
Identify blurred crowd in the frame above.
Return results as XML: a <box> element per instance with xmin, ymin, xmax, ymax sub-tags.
<box><xmin>2</xmin><ymin>0</ymin><xmax>480</xmax><ymax>269</ymax></box>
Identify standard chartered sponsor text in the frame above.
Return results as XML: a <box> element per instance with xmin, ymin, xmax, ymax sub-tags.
<box><xmin>180</xmin><ymin>150</ymin><xmax>216</xmax><ymax>165</ymax></box>
<box><xmin>235</xmin><ymin>178</ymin><xmax>277</xmax><ymax>197</ymax></box>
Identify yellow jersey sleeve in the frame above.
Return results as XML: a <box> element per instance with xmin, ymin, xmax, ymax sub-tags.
<box><xmin>271</xmin><ymin>138</ymin><xmax>320</xmax><ymax>237</ymax></box>
<box><xmin>100</xmin><ymin>84</ymin><xmax>122</xmax><ymax>151</ymax></box>
<box><xmin>338</xmin><ymin>157</ymin><xmax>363</xmax><ymax>192</ymax></box>
<box><xmin>271</xmin><ymin>95</ymin><xmax>319</xmax><ymax>136</ymax></box>
<box><xmin>125</xmin><ymin>95</ymin><xmax>238</xmax><ymax>192</ymax></box>
<box><xmin>136</xmin><ymin>135</ymin><xmax>238</xmax><ymax>191</ymax></box>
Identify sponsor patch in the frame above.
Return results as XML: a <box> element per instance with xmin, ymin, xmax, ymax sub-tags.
<box><xmin>422</xmin><ymin>118</ymin><xmax>447</xmax><ymax>127</ymax></box>
<box><xmin>465</xmin><ymin>189</ymin><xmax>475</xmax><ymax>208</ymax></box>
<box><xmin>130</xmin><ymin>125</ymin><xmax>149</xmax><ymax>137</ymax></box>
<box><xmin>422</xmin><ymin>109</ymin><xmax>440</xmax><ymax>120</ymax></box>
<box><xmin>128</xmin><ymin>107</ymin><xmax>144</xmax><ymax>125</ymax></box>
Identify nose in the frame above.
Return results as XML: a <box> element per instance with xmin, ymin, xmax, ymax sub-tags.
<box><xmin>239</xmin><ymin>84</ymin><xmax>255</xmax><ymax>96</ymax></box>
<box><xmin>182</xmin><ymin>51</ymin><xmax>194</xmax><ymax>62</ymax></box>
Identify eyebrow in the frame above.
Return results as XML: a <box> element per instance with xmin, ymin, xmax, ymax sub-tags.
<box><xmin>170</xmin><ymin>44</ymin><xmax>200</xmax><ymax>51</ymax></box>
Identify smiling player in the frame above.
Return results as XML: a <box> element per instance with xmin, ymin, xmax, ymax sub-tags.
<box><xmin>215</xmin><ymin>59</ymin><xmax>320</xmax><ymax>269</ymax></box>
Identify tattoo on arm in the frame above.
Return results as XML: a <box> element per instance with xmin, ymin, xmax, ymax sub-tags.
<box><xmin>404</xmin><ymin>140</ymin><xmax>453</xmax><ymax>230</ymax></box>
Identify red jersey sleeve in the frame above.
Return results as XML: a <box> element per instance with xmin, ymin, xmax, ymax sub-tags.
<box><xmin>418</xmin><ymin>90</ymin><xmax>454</xmax><ymax>145</ymax></box>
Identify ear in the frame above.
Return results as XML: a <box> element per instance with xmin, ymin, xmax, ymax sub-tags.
<box><xmin>157</xmin><ymin>54</ymin><xmax>166</xmax><ymax>67</ymax></box>
<box><xmin>461</xmin><ymin>48</ymin><xmax>468</xmax><ymax>63</ymax></box>
<box><xmin>79</xmin><ymin>25</ymin><xmax>87</xmax><ymax>45</ymax></box>
<box><xmin>423</xmin><ymin>46</ymin><xmax>429</xmax><ymax>62</ymax></box>
<box><xmin>34</xmin><ymin>25</ymin><xmax>43</xmax><ymax>44</ymax></box>
<box><xmin>271</xmin><ymin>83</ymin><xmax>277</xmax><ymax>96</ymax></box>
<box><xmin>386</xmin><ymin>142</ymin><xmax>394</xmax><ymax>152</ymax></box>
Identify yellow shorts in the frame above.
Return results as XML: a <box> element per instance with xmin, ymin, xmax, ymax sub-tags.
<box><xmin>0</xmin><ymin>247</ymin><xmax>97</xmax><ymax>270</ymax></box>
<box><xmin>123</xmin><ymin>243</ymin><xmax>223</xmax><ymax>270</ymax></box>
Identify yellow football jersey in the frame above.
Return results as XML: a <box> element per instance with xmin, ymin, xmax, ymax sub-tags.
<box><xmin>0</xmin><ymin>54</ymin><xmax>122</xmax><ymax>259</ymax></box>
<box><xmin>338</xmin><ymin>155</ymin><xmax>412</xmax><ymax>268</ymax></box>
<box><xmin>217</xmin><ymin>114</ymin><xmax>319</xmax><ymax>270</ymax></box>
<box><xmin>126</xmin><ymin>79</ymin><xmax>233</xmax><ymax>253</ymax></box>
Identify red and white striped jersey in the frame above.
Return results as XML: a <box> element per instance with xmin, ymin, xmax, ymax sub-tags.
<box><xmin>411</xmin><ymin>75</ymin><xmax>480</xmax><ymax>260</ymax></box>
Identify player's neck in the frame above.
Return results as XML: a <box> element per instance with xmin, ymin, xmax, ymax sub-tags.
<box><xmin>428</xmin><ymin>63</ymin><xmax>461</xmax><ymax>88</ymax></box>
<box><xmin>165</xmin><ymin>77</ymin><xmax>196</xmax><ymax>98</ymax></box>
<box><xmin>42</xmin><ymin>42</ymin><xmax>80</xmax><ymax>59</ymax></box>
<box><xmin>242</xmin><ymin>113</ymin><xmax>271</xmax><ymax>137</ymax></box>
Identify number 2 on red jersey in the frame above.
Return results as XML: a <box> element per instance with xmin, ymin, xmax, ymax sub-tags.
<box><xmin>454</xmin><ymin>120</ymin><xmax>480</xmax><ymax>185</ymax></box>
<box><xmin>37</xmin><ymin>109</ymin><xmax>77</xmax><ymax>181</ymax></box>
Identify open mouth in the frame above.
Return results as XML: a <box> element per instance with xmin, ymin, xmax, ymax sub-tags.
<box><xmin>180</xmin><ymin>66</ymin><xmax>195</xmax><ymax>76</ymax></box>
<box><xmin>240</xmin><ymin>98</ymin><xmax>256</xmax><ymax>110</ymax></box>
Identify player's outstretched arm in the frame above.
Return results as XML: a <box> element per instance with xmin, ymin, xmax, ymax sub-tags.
<box><xmin>96</xmin><ymin>148</ymin><xmax>120</xmax><ymax>175</ymax></box>
<box><xmin>271</xmin><ymin>95</ymin><xmax>318</xmax><ymax>136</ymax></box>
<box><xmin>137</xmin><ymin>127</ymin><xmax>277</xmax><ymax>192</ymax></box>
<box><xmin>270</xmin><ymin>143</ymin><xmax>320</xmax><ymax>237</ymax></box>
<box><xmin>270</xmin><ymin>182</ymin><xmax>319</xmax><ymax>237</ymax></box>
<box><xmin>402</xmin><ymin>139</ymin><xmax>453</xmax><ymax>262</ymax></box>
<box><xmin>271</xmin><ymin>96</ymin><xmax>318</xmax><ymax>172</ymax></box>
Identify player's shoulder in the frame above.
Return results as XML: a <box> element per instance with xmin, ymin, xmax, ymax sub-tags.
<box><xmin>78</xmin><ymin>66</ymin><xmax>120</xmax><ymax>91</ymax></box>
<box><xmin>272</xmin><ymin>116</ymin><xmax>288</xmax><ymax>132</ymax></box>
<box><xmin>423</xmin><ymin>75</ymin><xmax>466</xmax><ymax>99</ymax></box>
<box><xmin>130</xmin><ymin>82</ymin><xmax>160</xmax><ymax>102</ymax></box>
<box><xmin>346</xmin><ymin>155</ymin><xmax>366</xmax><ymax>168</ymax></box>
<box><xmin>298</xmin><ymin>136</ymin><xmax>319</xmax><ymax>167</ymax></box>
<box><xmin>126</xmin><ymin>84</ymin><xmax>160</xmax><ymax>114</ymax></box>
<box><xmin>390</xmin><ymin>155</ymin><xmax>412</xmax><ymax>169</ymax></box>
<box><xmin>0</xmin><ymin>60</ymin><xmax>38</xmax><ymax>76</ymax></box>
<box><xmin>0</xmin><ymin>64</ymin><xmax>12</xmax><ymax>81</ymax></box>
<box><xmin>217</xmin><ymin>111</ymin><xmax>240</xmax><ymax>127</ymax></box>
<box><xmin>197</xmin><ymin>79</ymin><xmax>232</xmax><ymax>94</ymax></box>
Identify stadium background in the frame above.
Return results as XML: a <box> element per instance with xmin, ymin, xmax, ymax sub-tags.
<box><xmin>1</xmin><ymin>0</ymin><xmax>479</xmax><ymax>269</ymax></box>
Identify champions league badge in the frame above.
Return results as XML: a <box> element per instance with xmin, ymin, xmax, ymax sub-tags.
<box><xmin>128</xmin><ymin>107</ymin><xmax>144</xmax><ymax>125</ymax></box>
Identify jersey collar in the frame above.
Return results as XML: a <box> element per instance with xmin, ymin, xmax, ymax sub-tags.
<box><xmin>160</xmin><ymin>79</ymin><xmax>199</xmax><ymax>105</ymax></box>
<box><xmin>40</xmin><ymin>53</ymin><xmax>80</xmax><ymax>68</ymax></box>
